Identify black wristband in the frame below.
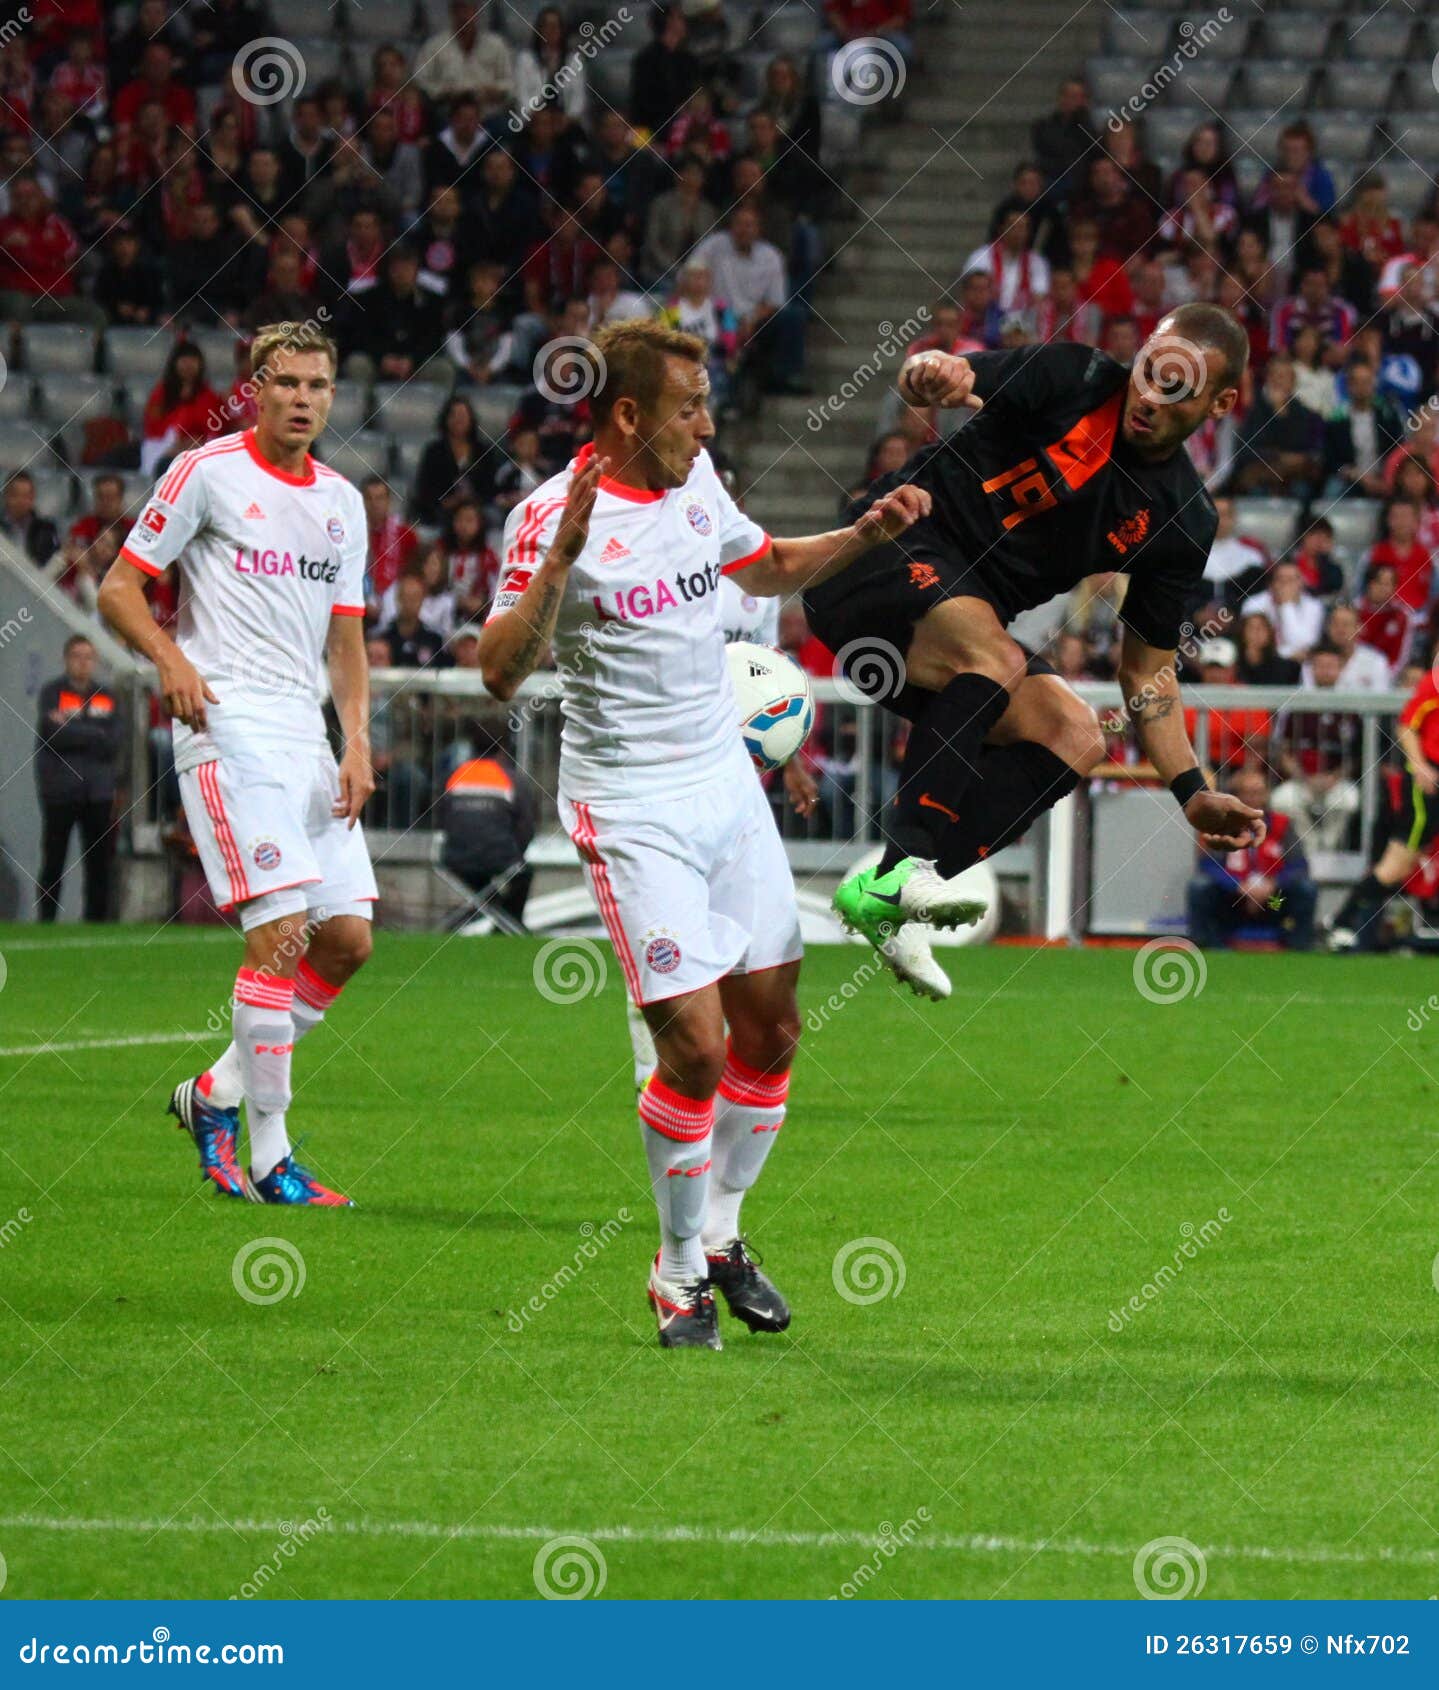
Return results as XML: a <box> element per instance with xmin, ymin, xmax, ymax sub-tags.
<box><xmin>1169</xmin><ymin>768</ymin><xmax>1207</xmax><ymax>808</ymax></box>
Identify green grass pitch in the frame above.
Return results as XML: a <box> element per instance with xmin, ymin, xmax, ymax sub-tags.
<box><xmin>2</xmin><ymin>923</ymin><xmax>1437</xmax><ymax>1601</ymax></box>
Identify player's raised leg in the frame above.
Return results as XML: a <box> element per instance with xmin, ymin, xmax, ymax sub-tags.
<box><xmin>704</xmin><ymin>962</ymin><xmax>800</xmax><ymax>1331</ymax></box>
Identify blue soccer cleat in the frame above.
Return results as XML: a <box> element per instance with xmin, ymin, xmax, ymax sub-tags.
<box><xmin>168</xmin><ymin>1075</ymin><xmax>250</xmax><ymax>1200</ymax></box>
<box><xmin>251</xmin><ymin>1153</ymin><xmax>354</xmax><ymax>1207</ymax></box>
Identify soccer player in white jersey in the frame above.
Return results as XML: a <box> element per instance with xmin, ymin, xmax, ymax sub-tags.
<box><xmin>97</xmin><ymin>324</ymin><xmax>375</xmax><ymax>1207</ymax></box>
<box><xmin>479</xmin><ymin>319</ymin><xmax>942</xmax><ymax>1349</ymax></box>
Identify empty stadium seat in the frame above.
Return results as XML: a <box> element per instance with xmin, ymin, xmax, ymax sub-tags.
<box><xmin>286</xmin><ymin>0</ymin><xmax>348</xmax><ymax>36</ymax></box>
<box><xmin>1192</xmin><ymin>17</ymin><xmax>1252</xmax><ymax>59</ymax></box>
<box><xmin>288</xmin><ymin>38</ymin><xmax>349</xmax><ymax>88</ymax></box>
<box><xmin>1322</xmin><ymin>63</ymin><xmax>1399</xmax><ymax>112</ymax></box>
<box><xmin>1085</xmin><ymin>58</ymin><xmax>1148</xmax><ymax>114</ymax></box>
<box><xmin>0</xmin><ymin>420</ymin><xmax>60</xmax><ymax>474</ymax></box>
<box><xmin>1335</xmin><ymin>13</ymin><xmax>1414</xmax><ymax>60</ymax></box>
<box><xmin>185</xmin><ymin>328</ymin><xmax>245</xmax><ymax>385</ymax></box>
<box><xmin>1326</xmin><ymin>501</ymin><xmax>1384</xmax><ymax>560</ymax></box>
<box><xmin>1161</xmin><ymin>63</ymin><xmax>1236</xmax><ymax>109</ymax></box>
<box><xmin>757</xmin><ymin>3</ymin><xmax>818</xmax><ymax>57</ymax></box>
<box><xmin>1103</xmin><ymin>8</ymin><xmax>1173</xmax><ymax>56</ymax></box>
<box><xmin>470</xmin><ymin>385</ymin><xmax>522</xmax><ymax>440</ymax></box>
<box><xmin>19</xmin><ymin>325</ymin><xmax>97</xmax><ymax>374</ymax></box>
<box><xmin>0</xmin><ymin>376</ymin><xmax>32</xmax><ymax>422</ymax></box>
<box><xmin>323</xmin><ymin>385</ymin><xmax>370</xmax><ymax>437</ymax></box>
<box><xmin>372</xmin><ymin>380</ymin><xmax>454</xmax><ymax>439</ymax></box>
<box><xmin>1233</xmin><ymin>497</ymin><xmax>1301</xmax><ymax>558</ymax></box>
<box><xmin>30</xmin><ymin>471</ymin><xmax>76</xmax><ymax>521</ymax></box>
<box><xmin>316</xmin><ymin>431</ymin><xmax>392</xmax><ymax>484</ymax></box>
<box><xmin>1239</xmin><ymin>62</ymin><xmax>1315</xmax><ymax>111</ymax></box>
<box><xmin>1263</xmin><ymin>13</ymin><xmax>1336</xmax><ymax>59</ymax></box>
<box><xmin>103</xmin><ymin>326</ymin><xmax>171</xmax><ymax>384</ymax></box>
<box><xmin>1318</xmin><ymin>115</ymin><xmax>1379</xmax><ymax>164</ymax></box>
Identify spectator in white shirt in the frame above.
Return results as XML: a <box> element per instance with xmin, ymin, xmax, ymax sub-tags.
<box><xmin>963</xmin><ymin>207</ymin><xmax>1050</xmax><ymax>312</ymax></box>
<box><xmin>1312</xmin><ymin>601</ymin><xmax>1392</xmax><ymax>689</ymax></box>
<box><xmin>693</xmin><ymin>204</ymin><xmax>808</xmax><ymax>404</ymax></box>
<box><xmin>417</xmin><ymin>0</ymin><xmax>512</xmax><ymax>116</ymax></box>
<box><xmin>1203</xmin><ymin>494</ymin><xmax>1270</xmax><ymax>603</ymax></box>
<box><xmin>1242</xmin><ymin>560</ymin><xmax>1326</xmax><ymax>660</ymax></box>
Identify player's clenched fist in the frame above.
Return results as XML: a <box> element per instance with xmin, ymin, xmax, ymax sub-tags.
<box><xmin>156</xmin><ymin>652</ymin><xmax>218</xmax><ymax>731</ymax></box>
<box><xmin>899</xmin><ymin>351</ymin><xmax>982</xmax><ymax>411</ymax></box>
<box><xmin>854</xmin><ymin>483</ymin><xmax>931</xmax><ymax>545</ymax></box>
<box><xmin>552</xmin><ymin>451</ymin><xmax>606</xmax><ymax>563</ymax></box>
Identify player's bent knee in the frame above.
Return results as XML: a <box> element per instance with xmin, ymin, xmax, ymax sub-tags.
<box><xmin>1064</xmin><ymin>706</ymin><xmax>1106</xmax><ymax>775</ymax></box>
<box><xmin>652</xmin><ymin>1020</ymin><xmax>726</xmax><ymax>1098</ymax></box>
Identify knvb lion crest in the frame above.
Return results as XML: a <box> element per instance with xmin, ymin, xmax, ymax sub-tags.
<box><xmin>1106</xmin><ymin>508</ymin><xmax>1151</xmax><ymax>556</ymax></box>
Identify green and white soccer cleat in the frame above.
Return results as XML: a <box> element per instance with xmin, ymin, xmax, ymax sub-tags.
<box><xmin>832</xmin><ymin>857</ymin><xmax>987</xmax><ymax>950</ymax></box>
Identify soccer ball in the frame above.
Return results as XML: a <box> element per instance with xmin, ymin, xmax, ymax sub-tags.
<box><xmin>726</xmin><ymin>640</ymin><xmax>815</xmax><ymax>773</ymax></box>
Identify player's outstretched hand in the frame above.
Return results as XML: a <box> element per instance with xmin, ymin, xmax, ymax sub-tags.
<box><xmin>1185</xmin><ymin>790</ymin><xmax>1267</xmax><ymax>848</ymax></box>
<box><xmin>854</xmin><ymin>482</ymin><xmax>931</xmax><ymax>545</ymax></box>
<box><xmin>553</xmin><ymin>451</ymin><xmax>606</xmax><ymax>563</ymax></box>
<box><xmin>901</xmin><ymin>351</ymin><xmax>983</xmax><ymax>411</ymax></box>
<box><xmin>783</xmin><ymin>756</ymin><xmax>819</xmax><ymax>818</ymax></box>
<box><xmin>158</xmin><ymin>654</ymin><xmax>218</xmax><ymax>732</ymax></box>
<box><xmin>335</xmin><ymin>743</ymin><xmax>376</xmax><ymax>829</ymax></box>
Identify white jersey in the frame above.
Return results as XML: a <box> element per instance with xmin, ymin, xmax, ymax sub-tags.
<box><xmin>120</xmin><ymin>428</ymin><xmax>367</xmax><ymax>774</ymax></box>
<box><xmin>487</xmin><ymin>444</ymin><xmax>770</xmax><ymax>800</ymax></box>
<box><xmin>719</xmin><ymin>575</ymin><xmax>780</xmax><ymax>646</ymax></box>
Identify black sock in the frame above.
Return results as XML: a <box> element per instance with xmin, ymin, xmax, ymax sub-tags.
<box><xmin>1335</xmin><ymin>871</ymin><xmax>1387</xmax><ymax>926</ymax></box>
<box><xmin>879</xmin><ymin>672</ymin><xmax>1012</xmax><ymax>871</ymax></box>
<box><xmin>935</xmin><ymin>742</ymin><xmax>1081</xmax><ymax>878</ymax></box>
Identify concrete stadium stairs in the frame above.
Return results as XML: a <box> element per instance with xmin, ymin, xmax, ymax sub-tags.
<box><xmin>740</xmin><ymin>0</ymin><xmax>1105</xmax><ymax>537</ymax></box>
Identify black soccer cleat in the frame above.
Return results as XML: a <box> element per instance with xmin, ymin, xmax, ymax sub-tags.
<box><xmin>705</xmin><ymin>1237</ymin><xmax>792</xmax><ymax>1334</ymax></box>
<box><xmin>648</xmin><ymin>1264</ymin><xmax>723</xmax><ymax>1350</ymax></box>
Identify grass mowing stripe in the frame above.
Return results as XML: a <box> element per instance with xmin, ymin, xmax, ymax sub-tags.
<box><xmin>1</xmin><ymin>1515</ymin><xmax>1436</xmax><ymax>1569</ymax></box>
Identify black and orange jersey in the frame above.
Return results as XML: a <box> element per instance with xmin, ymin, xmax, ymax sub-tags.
<box><xmin>1400</xmin><ymin>670</ymin><xmax>1439</xmax><ymax>766</ymax></box>
<box><xmin>878</xmin><ymin>343</ymin><xmax>1216</xmax><ymax>650</ymax></box>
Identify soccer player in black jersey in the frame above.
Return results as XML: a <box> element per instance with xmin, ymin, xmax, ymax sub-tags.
<box><xmin>808</xmin><ymin>304</ymin><xmax>1267</xmax><ymax>996</ymax></box>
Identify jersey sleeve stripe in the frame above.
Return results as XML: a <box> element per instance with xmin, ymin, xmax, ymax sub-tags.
<box><xmin>118</xmin><ymin>542</ymin><xmax>163</xmax><ymax>577</ymax></box>
<box><xmin>720</xmin><ymin>535</ymin><xmax>773</xmax><ymax>576</ymax></box>
<box><xmin>331</xmin><ymin>603</ymin><xmax>365</xmax><ymax>616</ymax></box>
<box><xmin>158</xmin><ymin>437</ymin><xmax>245</xmax><ymax>505</ymax></box>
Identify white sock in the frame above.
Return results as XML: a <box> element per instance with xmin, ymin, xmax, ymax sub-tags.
<box><xmin>702</xmin><ymin>1046</ymin><xmax>789</xmax><ymax>1252</ymax></box>
<box><xmin>638</xmin><ymin>1075</ymin><xmax>714</xmax><ymax>1285</ymax></box>
<box><xmin>204</xmin><ymin>960</ymin><xmax>342</xmax><ymax>1120</ymax></box>
<box><xmin>201</xmin><ymin>1040</ymin><xmax>245</xmax><ymax>1109</ymax></box>
<box><xmin>233</xmin><ymin>968</ymin><xmax>295</xmax><ymax>1180</ymax></box>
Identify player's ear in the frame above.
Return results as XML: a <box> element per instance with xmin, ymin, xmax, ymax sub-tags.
<box><xmin>1209</xmin><ymin>385</ymin><xmax>1239</xmax><ymax>421</ymax></box>
<box><xmin>611</xmin><ymin>395</ymin><xmax>640</xmax><ymax>439</ymax></box>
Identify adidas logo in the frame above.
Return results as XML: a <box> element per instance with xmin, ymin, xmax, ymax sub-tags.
<box><xmin>242</xmin><ymin>502</ymin><xmax>265</xmax><ymax>519</ymax></box>
<box><xmin>599</xmin><ymin>536</ymin><xmax>630</xmax><ymax>563</ymax></box>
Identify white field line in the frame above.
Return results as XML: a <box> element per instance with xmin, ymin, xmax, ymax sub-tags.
<box><xmin>0</xmin><ymin>933</ymin><xmax>235</xmax><ymax>952</ymax></box>
<box><xmin>0</xmin><ymin>1031</ymin><xmax>215</xmax><ymax>1058</ymax></box>
<box><xmin>0</xmin><ymin>1513</ymin><xmax>1434</xmax><ymax>1568</ymax></box>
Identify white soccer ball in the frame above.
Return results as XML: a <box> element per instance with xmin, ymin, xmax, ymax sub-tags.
<box><xmin>726</xmin><ymin>640</ymin><xmax>815</xmax><ymax>774</ymax></box>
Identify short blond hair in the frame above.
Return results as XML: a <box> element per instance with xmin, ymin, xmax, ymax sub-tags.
<box><xmin>249</xmin><ymin>321</ymin><xmax>339</xmax><ymax>381</ymax></box>
<box><xmin>589</xmin><ymin>318</ymin><xmax>707</xmax><ymax>424</ymax></box>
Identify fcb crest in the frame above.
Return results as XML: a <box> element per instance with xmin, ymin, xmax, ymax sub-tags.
<box><xmin>685</xmin><ymin>501</ymin><xmax>712</xmax><ymax>536</ymax></box>
<box><xmin>326</xmin><ymin>516</ymin><xmax>346</xmax><ymax>544</ymax></box>
<box><xmin>250</xmin><ymin>839</ymin><xmax>283</xmax><ymax>871</ymax></box>
<box><xmin>644</xmin><ymin>928</ymin><xmax>682</xmax><ymax>974</ymax></box>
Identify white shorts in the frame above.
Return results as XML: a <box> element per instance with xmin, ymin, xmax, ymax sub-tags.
<box><xmin>559</xmin><ymin>769</ymin><xmax>803</xmax><ymax>1006</ymax></box>
<box><xmin>179</xmin><ymin>746</ymin><xmax>378</xmax><ymax>926</ymax></box>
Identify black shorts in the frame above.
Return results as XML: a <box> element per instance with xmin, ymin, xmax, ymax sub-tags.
<box><xmin>1391</xmin><ymin>774</ymin><xmax>1439</xmax><ymax>851</ymax></box>
<box><xmin>803</xmin><ymin>492</ymin><xmax>1053</xmax><ymax>721</ymax></box>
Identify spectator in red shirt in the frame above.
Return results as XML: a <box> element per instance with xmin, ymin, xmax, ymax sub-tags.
<box><xmin>140</xmin><ymin>342</ymin><xmax>223</xmax><ymax>476</ymax></box>
<box><xmin>50</xmin><ymin>31</ymin><xmax>108</xmax><ymax>122</ymax></box>
<box><xmin>1339</xmin><ymin>175</ymin><xmax>1406</xmax><ymax>272</ymax></box>
<box><xmin>1188</xmin><ymin>767</ymin><xmax>1317</xmax><ymax>950</ymax></box>
<box><xmin>1290</xmin><ymin>518</ymin><xmax>1345</xmax><ymax>598</ymax></box>
<box><xmin>1183</xmin><ymin>639</ymin><xmax>1272</xmax><ymax>771</ymax></box>
<box><xmin>1072</xmin><ymin>156</ymin><xmax>1156</xmax><ymax>262</ymax></box>
<box><xmin>821</xmin><ymin>0</ymin><xmax>913</xmax><ymax>61</ymax></box>
<box><xmin>68</xmin><ymin>474</ymin><xmax>129</xmax><ymax>554</ymax></box>
<box><xmin>112</xmin><ymin>43</ymin><xmax>196</xmax><ymax>144</ymax></box>
<box><xmin>0</xmin><ymin>175</ymin><xmax>104</xmax><ymax>327</ymax></box>
<box><xmin>1355</xmin><ymin>560</ymin><xmax>1416</xmax><ymax>671</ymax></box>
<box><xmin>362</xmin><ymin>475</ymin><xmax>420</xmax><ymax>609</ymax></box>
<box><xmin>1367</xmin><ymin>498</ymin><xmax>1434</xmax><ymax>612</ymax></box>
<box><xmin>367</xmin><ymin>45</ymin><xmax>430</xmax><ymax>145</ymax></box>
<box><xmin>1067</xmin><ymin>215</ymin><xmax>1133</xmax><ymax>322</ymax></box>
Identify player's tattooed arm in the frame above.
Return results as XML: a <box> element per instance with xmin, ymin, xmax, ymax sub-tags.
<box><xmin>1118</xmin><ymin>628</ymin><xmax>1265</xmax><ymax>848</ymax></box>
<box><xmin>479</xmin><ymin>454</ymin><xmax>604</xmax><ymax>700</ymax></box>
<box><xmin>97</xmin><ymin>555</ymin><xmax>218</xmax><ymax>730</ymax></box>
<box><xmin>740</xmin><ymin>484</ymin><xmax>933</xmax><ymax>595</ymax></box>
